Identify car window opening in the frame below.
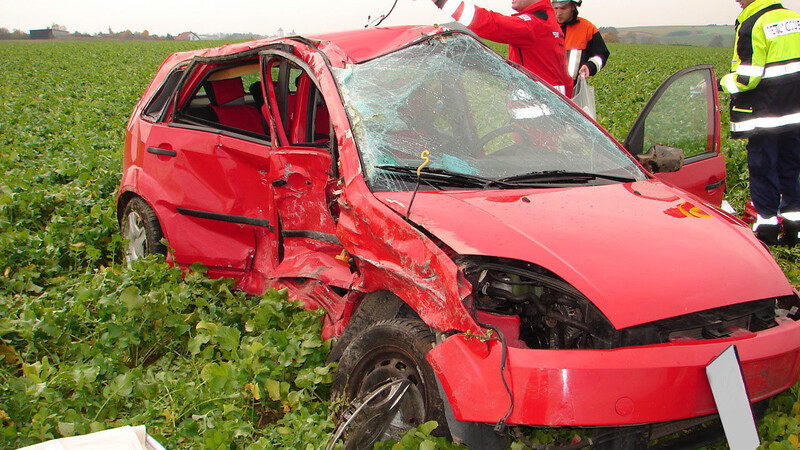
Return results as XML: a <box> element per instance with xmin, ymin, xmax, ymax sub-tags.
<box><xmin>265</xmin><ymin>57</ymin><xmax>332</xmax><ymax>149</ymax></box>
<box><xmin>178</xmin><ymin>62</ymin><xmax>271</xmax><ymax>140</ymax></box>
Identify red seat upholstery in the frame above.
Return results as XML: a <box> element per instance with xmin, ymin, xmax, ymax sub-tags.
<box><xmin>205</xmin><ymin>78</ymin><xmax>265</xmax><ymax>135</ymax></box>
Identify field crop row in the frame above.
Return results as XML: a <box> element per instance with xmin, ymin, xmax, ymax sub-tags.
<box><xmin>0</xmin><ymin>39</ymin><xmax>798</xmax><ymax>449</ymax></box>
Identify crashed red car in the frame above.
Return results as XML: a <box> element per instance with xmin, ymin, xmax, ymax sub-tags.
<box><xmin>118</xmin><ymin>26</ymin><xmax>800</xmax><ymax>447</ymax></box>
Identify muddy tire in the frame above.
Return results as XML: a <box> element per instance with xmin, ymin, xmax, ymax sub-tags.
<box><xmin>332</xmin><ymin>318</ymin><xmax>450</xmax><ymax>445</ymax></box>
<box><xmin>121</xmin><ymin>197</ymin><xmax>166</xmax><ymax>263</ymax></box>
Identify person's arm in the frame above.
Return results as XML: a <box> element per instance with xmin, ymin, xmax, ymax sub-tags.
<box><xmin>581</xmin><ymin>31</ymin><xmax>610</xmax><ymax>77</ymax></box>
<box><xmin>720</xmin><ymin>22</ymin><xmax>767</xmax><ymax>94</ymax></box>
<box><xmin>432</xmin><ymin>0</ymin><xmax>554</xmax><ymax>46</ymax></box>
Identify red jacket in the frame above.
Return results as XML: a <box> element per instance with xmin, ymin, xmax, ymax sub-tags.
<box><xmin>444</xmin><ymin>0</ymin><xmax>572</xmax><ymax>97</ymax></box>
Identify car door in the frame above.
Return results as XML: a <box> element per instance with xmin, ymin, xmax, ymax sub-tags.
<box><xmin>142</xmin><ymin>59</ymin><xmax>275</xmax><ymax>275</ymax></box>
<box><xmin>260</xmin><ymin>49</ymin><xmax>353</xmax><ymax>289</ymax></box>
<box><xmin>624</xmin><ymin>65</ymin><xmax>726</xmax><ymax>206</ymax></box>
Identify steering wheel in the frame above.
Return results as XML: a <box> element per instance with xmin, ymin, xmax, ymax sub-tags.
<box><xmin>476</xmin><ymin>125</ymin><xmax>532</xmax><ymax>156</ymax></box>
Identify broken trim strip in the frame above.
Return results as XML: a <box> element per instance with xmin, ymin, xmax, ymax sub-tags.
<box><xmin>176</xmin><ymin>207</ymin><xmax>275</xmax><ymax>232</ymax></box>
<box><xmin>281</xmin><ymin>229</ymin><xmax>342</xmax><ymax>245</ymax></box>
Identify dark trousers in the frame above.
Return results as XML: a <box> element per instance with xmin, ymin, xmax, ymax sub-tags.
<box><xmin>747</xmin><ymin>129</ymin><xmax>800</xmax><ymax>218</ymax></box>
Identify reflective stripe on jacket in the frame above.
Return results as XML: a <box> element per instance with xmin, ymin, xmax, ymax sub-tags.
<box><xmin>562</xmin><ymin>17</ymin><xmax>610</xmax><ymax>79</ymax></box>
<box><xmin>720</xmin><ymin>0</ymin><xmax>800</xmax><ymax>138</ymax></box>
<box><xmin>437</xmin><ymin>0</ymin><xmax>573</xmax><ymax>97</ymax></box>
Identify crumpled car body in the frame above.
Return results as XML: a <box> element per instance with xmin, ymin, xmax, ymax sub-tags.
<box><xmin>118</xmin><ymin>25</ymin><xmax>800</xmax><ymax>444</ymax></box>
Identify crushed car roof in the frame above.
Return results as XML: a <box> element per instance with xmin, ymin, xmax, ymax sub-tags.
<box><xmin>160</xmin><ymin>25</ymin><xmax>449</xmax><ymax>67</ymax></box>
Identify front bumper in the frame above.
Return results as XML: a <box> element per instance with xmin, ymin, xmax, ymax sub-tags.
<box><xmin>426</xmin><ymin>317</ymin><xmax>800</xmax><ymax>426</ymax></box>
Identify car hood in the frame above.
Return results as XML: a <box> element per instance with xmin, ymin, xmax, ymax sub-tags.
<box><xmin>375</xmin><ymin>180</ymin><xmax>792</xmax><ymax>329</ymax></box>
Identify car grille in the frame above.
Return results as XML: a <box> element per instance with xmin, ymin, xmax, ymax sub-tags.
<box><xmin>615</xmin><ymin>298</ymin><xmax>791</xmax><ymax>348</ymax></box>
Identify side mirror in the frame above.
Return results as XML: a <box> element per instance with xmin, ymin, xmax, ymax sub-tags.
<box><xmin>637</xmin><ymin>145</ymin><xmax>684</xmax><ymax>173</ymax></box>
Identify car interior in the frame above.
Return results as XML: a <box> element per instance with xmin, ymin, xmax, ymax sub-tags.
<box><xmin>180</xmin><ymin>62</ymin><xmax>270</xmax><ymax>140</ymax></box>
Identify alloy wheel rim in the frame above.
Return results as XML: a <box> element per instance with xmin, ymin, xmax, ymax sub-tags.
<box><xmin>358</xmin><ymin>352</ymin><xmax>427</xmax><ymax>437</ymax></box>
<box><xmin>124</xmin><ymin>211</ymin><xmax>147</xmax><ymax>263</ymax></box>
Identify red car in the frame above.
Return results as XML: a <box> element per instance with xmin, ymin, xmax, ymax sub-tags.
<box><xmin>118</xmin><ymin>26</ymin><xmax>800</xmax><ymax>448</ymax></box>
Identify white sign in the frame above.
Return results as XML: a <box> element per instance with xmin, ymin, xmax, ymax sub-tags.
<box><xmin>706</xmin><ymin>345</ymin><xmax>759</xmax><ymax>450</ymax></box>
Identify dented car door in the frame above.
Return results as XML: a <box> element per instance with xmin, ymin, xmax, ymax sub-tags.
<box><xmin>259</xmin><ymin>49</ymin><xmax>352</xmax><ymax>289</ymax></box>
<box><xmin>150</xmin><ymin>59</ymin><xmax>274</xmax><ymax>275</ymax></box>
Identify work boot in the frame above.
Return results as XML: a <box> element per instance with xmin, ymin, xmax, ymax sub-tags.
<box><xmin>754</xmin><ymin>215</ymin><xmax>780</xmax><ymax>246</ymax></box>
<box><xmin>782</xmin><ymin>220</ymin><xmax>800</xmax><ymax>247</ymax></box>
<box><xmin>779</xmin><ymin>212</ymin><xmax>800</xmax><ymax>247</ymax></box>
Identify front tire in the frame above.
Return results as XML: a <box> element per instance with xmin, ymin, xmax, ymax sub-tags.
<box><xmin>121</xmin><ymin>197</ymin><xmax>166</xmax><ymax>263</ymax></box>
<box><xmin>332</xmin><ymin>318</ymin><xmax>450</xmax><ymax>446</ymax></box>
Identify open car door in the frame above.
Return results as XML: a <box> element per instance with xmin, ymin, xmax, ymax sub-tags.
<box><xmin>624</xmin><ymin>65</ymin><xmax>725</xmax><ymax>206</ymax></box>
<box><xmin>259</xmin><ymin>48</ymin><xmax>353</xmax><ymax>291</ymax></box>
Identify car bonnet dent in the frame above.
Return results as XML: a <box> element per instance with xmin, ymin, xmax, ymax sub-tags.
<box><xmin>376</xmin><ymin>183</ymin><xmax>792</xmax><ymax>329</ymax></box>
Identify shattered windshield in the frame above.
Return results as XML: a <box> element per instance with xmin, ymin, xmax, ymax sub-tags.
<box><xmin>333</xmin><ymin>33</ymin><xmax>646</xmax><ymax>191</ymax></box>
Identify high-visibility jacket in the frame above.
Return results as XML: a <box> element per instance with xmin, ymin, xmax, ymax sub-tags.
<box><xmin>561</xmin><ymin>16</ymin><xmax>610</xmax><ymax>80</ymax></box>
<box><xmin>719</xmin><ymin>0</ymin><xmax>800</xmax><ymax>138</ymax></box>
<box><xmin>435</xmin><ymin>0</ymin><xmax>573</xmax><ymax>97</ymax></box>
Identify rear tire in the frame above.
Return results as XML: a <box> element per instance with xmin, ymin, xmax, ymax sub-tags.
<box><xmin>332</xmin><ymin>318</ymin><xmax>450</xmax><ymax>445</ymax></box>
<box><xmin>121</xmin><ymin>197</ymin><xmax>166</xmax><ymax>263</ymax></box>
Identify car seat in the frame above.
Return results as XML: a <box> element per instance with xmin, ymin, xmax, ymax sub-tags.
<box><xmin>205</xmin><ymin>78</ymin><xmax>265</xmax><ymax>135</ymax></box>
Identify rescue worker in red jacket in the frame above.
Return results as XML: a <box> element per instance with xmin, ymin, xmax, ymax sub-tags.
<box><xmin>552</xmin><ymin>0</ymin><xmax>610</xmax><ymax>81</ymax></box>
<box><xmin>431</xmin><ymin>0</ymin><xmax>573</xmax><ymax>97</ymax></box>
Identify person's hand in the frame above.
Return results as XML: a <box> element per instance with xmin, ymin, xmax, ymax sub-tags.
<box><xmin>578</xmin><ymin>65</ymin><xmax>590</xmax><ymax>78</ymax></box>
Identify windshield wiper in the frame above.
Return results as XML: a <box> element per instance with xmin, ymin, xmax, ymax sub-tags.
<box><xmin>376</xmin><ymin>165</ymin><xmax>512</xmax><ymax>189</ymax></box>
<box><xmin>498</xmin><ymin>170</ymin><xmax>637</xmax><ymax>184</ymax></box>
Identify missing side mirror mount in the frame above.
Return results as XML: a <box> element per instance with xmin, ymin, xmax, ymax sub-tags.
<box><xmin>637</xmin><ymin>145</ymin><xmax>684</xmax><ymax>173</ymax></box>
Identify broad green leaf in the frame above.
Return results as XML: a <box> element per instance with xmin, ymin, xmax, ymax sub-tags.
<box><xmin>103</xmin><ymin>373</ymin><xmax>134</xmax><ymax>398</ymax></box>
<box><xmin>119</xmin><ymin>285</ymin><xmax>144</xmax><ymax>312</ymax></box>
<box><xmin>188</xmin><ymin>334</ymin><xmax>211</xmax><ymax>355</ymax></box>
<box><xmin>215</xmin><ymin>325</ymin><xmax>240</xmax><ymax>353</ymax></box>
<box><xmin>419</xmin><ymin>441</ymin><xmax>436</xmax><ymax>450</ymax></box>
<box><xmin>264</xmin><ymin>379</ymin><xmax>281</xmax><ymax>401</ymax></box>
<box><xmin>200</xmin><ymin>362</ymin><xmax>237</xmax><ymax>392</ymax></box>
<box><xmin>418</xmin><ymin>421</ymin><xmax>439</xmax><ymax>436</ymax></box>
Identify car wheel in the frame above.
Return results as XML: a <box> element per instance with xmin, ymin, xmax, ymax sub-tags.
<box><xmin>332</xmin><ymin>318</ymin><xmax>450</xmax><ymax>446</ymax></box>
<box><xmin>121</xmin><ymin>197</ymin><xmax>166</xmax><ymax>263</ymax></box>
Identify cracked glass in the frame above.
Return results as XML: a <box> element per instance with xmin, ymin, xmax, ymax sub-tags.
<box><xmin>334</xmin><ymin>33</ymin><xmax>646</xmax><ymax>191</ymax></box>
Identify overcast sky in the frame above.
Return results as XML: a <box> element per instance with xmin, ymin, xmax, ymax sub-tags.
<box><xmin>3</xmin><ymin>0</ymin><xmax>800</xmax><ymax>36</ymax></box>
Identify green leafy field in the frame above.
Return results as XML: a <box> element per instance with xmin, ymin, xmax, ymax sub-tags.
<box><xmin>1</xmin><ymin>40</ymin><xmax>799</xmax><ymax>449</ymax></box>
<box><xmin>614</xmin><ymin>25</ymin><xmax>736</xmax><ymax>47</ymax></box>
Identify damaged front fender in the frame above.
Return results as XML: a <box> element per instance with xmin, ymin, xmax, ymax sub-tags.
<box><xmin>335</xmin><ymin>179</ymin><xmax>481</xmax><ymax>334</ymax></box>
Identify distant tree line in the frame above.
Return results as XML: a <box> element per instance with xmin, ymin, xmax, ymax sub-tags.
<box><xmin>599</xmin><ymin>26</ymin><xmax>732</xmax><ymax>48</ymax></box>
<box><xmin>0</xmin><ymin>23</ymin><xmax>269</xmax><ymax>41</ymax></box>
<box><xmin>0</xmin><ymin>28</ymin><xmax>29</xmax><ymax>40</ymax></box>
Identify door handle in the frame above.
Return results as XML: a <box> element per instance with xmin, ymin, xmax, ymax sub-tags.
<box><xmin>705</xmin><ymin>179</ymin><xmax>725</xmax><ymax>191</ymax></box>
<box><xmin>146</xmin><ymin>147</ymin><xmax>177</xmax><ymax>157</ymax></box>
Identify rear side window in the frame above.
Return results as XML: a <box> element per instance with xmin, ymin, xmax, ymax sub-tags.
<box><xmin>179</xmin><ymin>62</ymin><xmax>269</xmax><ymax>139</ymax></box>
<box><xmin>142</xmin><ymin>68</ymin><xmax>185</xmax><ymax>121</ymax></box>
